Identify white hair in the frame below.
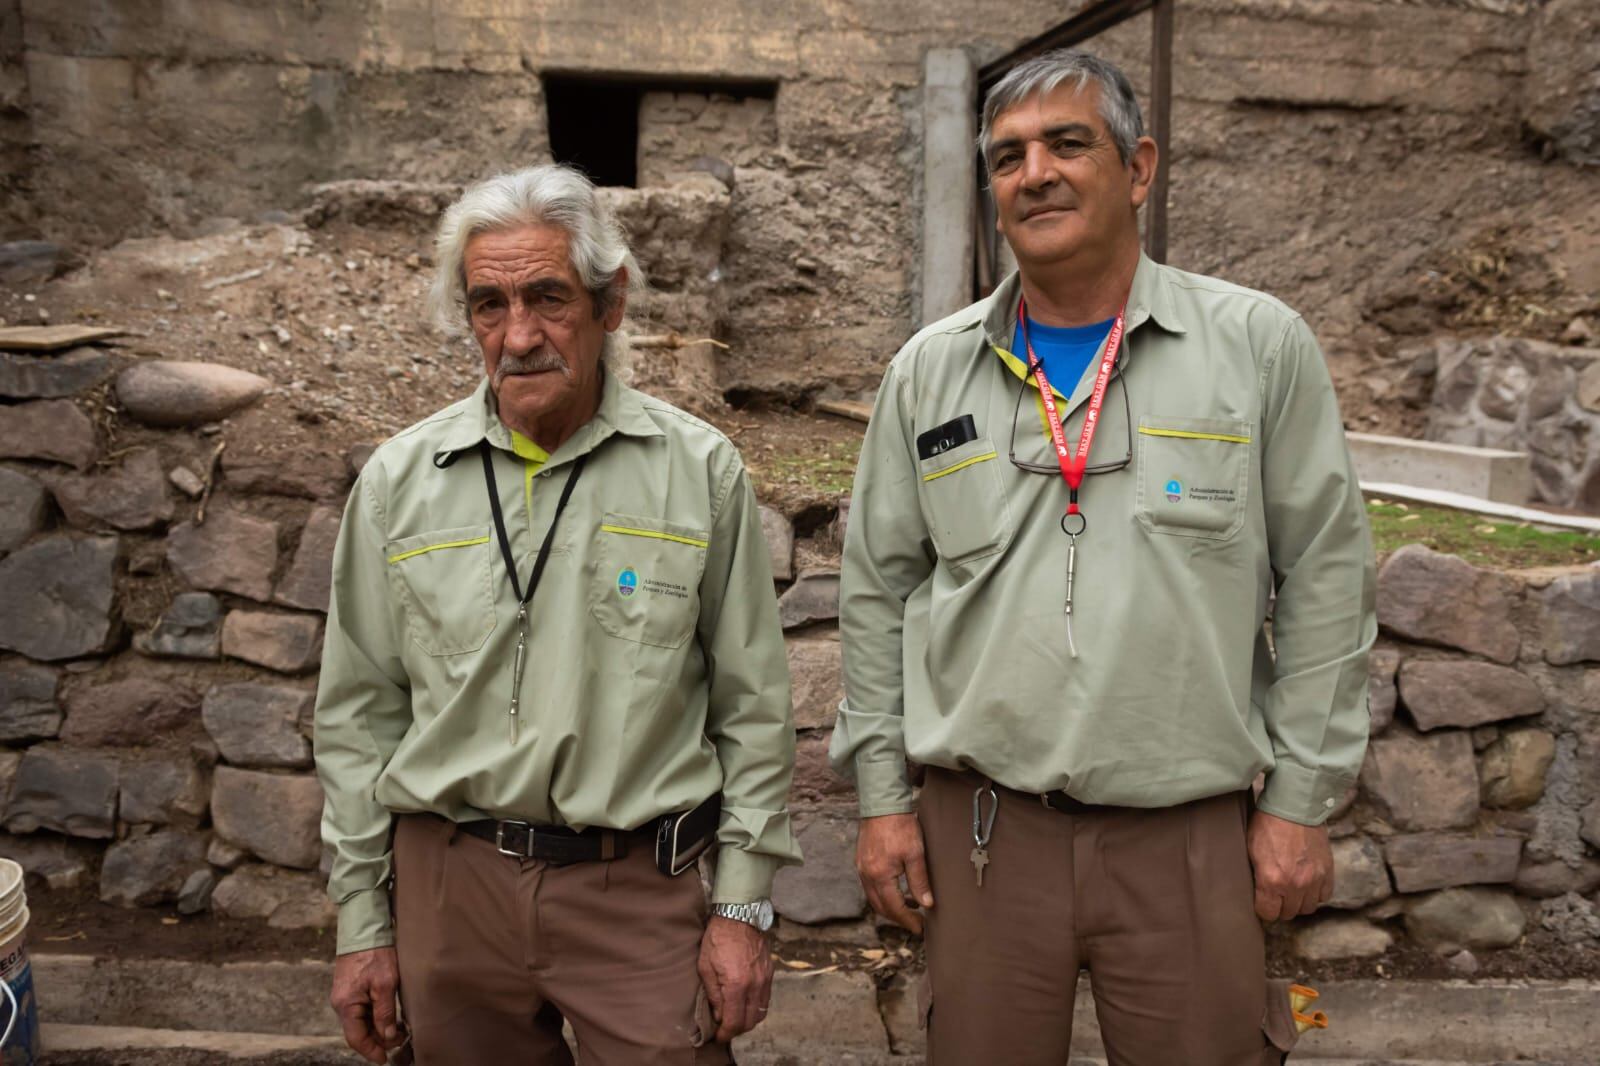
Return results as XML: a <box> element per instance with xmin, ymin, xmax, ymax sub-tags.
<box><xmin>425</xmin><ymin>164</ymin><xmax>645</xmax><ymax>337</ymax></box>
<box><xmin>980</xmin><ymin>49</ymin><xmax>1146</xmax><ymax>168</ymax></box>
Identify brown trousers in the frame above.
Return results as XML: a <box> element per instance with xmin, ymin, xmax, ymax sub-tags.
<box><xmin>919</xmin><ymin>767</ymin><xmax>1296</xmax><ymax>1066</ymax></box>
<box><xmin>392</xmin><ymin>814</ymin><xmax>731</xmax><ymax>1066</ymax></box>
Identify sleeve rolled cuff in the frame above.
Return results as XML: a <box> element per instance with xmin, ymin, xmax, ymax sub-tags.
<box><xmin>335</xmin><ymin>886</ymin><xmax>395</xmax><ymax>955</ymax></box>
<box><xmin>855</xmin><ymin>756</ymin><xmax>915</xmax><ymax>818</ymax></box>
<box><xmin>712</xmin><ymin>849</ymin><xmax>779</xmax><ymax>905</ymax></box>
<box><xmin>1257</xmin><ymin>758</ymin><xmax>1352</xmax><ymax>827</ymax></box>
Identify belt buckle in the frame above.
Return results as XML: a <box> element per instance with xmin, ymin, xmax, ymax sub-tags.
<box><xmin>1042</xmin><ymin>791</ymin><xmax>1075</xmax><ymax>814</ymax></box>
<box><xmin>495</xmin><ymin>820</ymin><xmax>535</xmax><ymax>858</ymax></box>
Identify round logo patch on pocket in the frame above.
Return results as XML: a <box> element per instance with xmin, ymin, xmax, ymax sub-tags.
<box><xmin>617</xmin><ymin>567</ymin><xmax>638</xmax><ymax>597</ymax></box>
<box><xmin>1165</xmin><ymin>479</ymin><xmax>1184</xmax><ymax>503</ymax></box>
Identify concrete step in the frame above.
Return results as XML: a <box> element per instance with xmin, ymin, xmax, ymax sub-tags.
<box><xmin>1075</xmin><ymin>1056</ymin><xmax>1548</xmax><ymax>1062</ymax></box>
<box><xmin>43</xmin><ymin>1023</ymin><xmax>352</xmax><ymax>1059</ymax></box>
<box><xmin>35</xmin><ymin>1028</ymin><xmax>1560</xmax><ymax>1066</ymax></box>
<box><xmin>1279</xmin><ymin>978</ymin><xmax>1598</xmax><ymax>1062</ymax></box>
<box><xmin>35</xmin><ymin>954</ymin><xmax>338</xmax><ymax>1037</ymax></box>
<box><xmin>736</xmin><ymin>1049</ymin><xmax>1548</xmax><ymax>1056</ymax></box>
<box><xmin>31</xmin><ymin>953</ymin><xmax>1600</xmax><ymax>1064</ymax></box>
<box><xmin>1348</xmin><ymin>432</ymin><xmax>1531</xmax><ymax>504</ymax></box>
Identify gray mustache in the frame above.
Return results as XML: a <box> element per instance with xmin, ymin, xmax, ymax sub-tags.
<box><xmin>493</xmin><ymin>350</ymin><xmax>569</xmax><ymax>388</ymax></box>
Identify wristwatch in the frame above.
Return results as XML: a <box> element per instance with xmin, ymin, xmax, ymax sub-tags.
<box><xmin>711</xmin><ymin>899</ymin><xmax>775</xmax><ymax>932</ymax></box>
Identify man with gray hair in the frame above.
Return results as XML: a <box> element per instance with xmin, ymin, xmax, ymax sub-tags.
<box><xmin>834</xmin><ymin>49</ymin><xmax>1374</xmax><ymax>1063</ymax></box>
<box><xmin>315</xmin><ymin>163</ymin><xmax>799</xmax><ymax>1065</ymax></box>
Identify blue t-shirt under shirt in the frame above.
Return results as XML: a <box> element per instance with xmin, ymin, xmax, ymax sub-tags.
<box><xmin>1012</xmin><ymin>316</ymin><xmax>1116</xmax><ymax>396</ymax></box>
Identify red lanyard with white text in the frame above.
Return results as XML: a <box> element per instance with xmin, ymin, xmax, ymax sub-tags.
<box><xmin>1018</xmin><ymin>294</ymin><xmax>1127</xmax><ymax>658</ymax></box>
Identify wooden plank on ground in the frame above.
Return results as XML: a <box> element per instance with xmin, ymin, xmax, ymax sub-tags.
<box><xmin>0</xmin><ymin>325</ymin><xmax>127</xmax><ymax>352</ymax></box>
<box><xmin>816</xmin><ymin>399</ymin><xmax>873</xmax><ymax>425</ymax></box>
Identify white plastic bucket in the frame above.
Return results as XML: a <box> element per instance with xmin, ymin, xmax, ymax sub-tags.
<box><xmin>0</xmin><ymin>859</ymin><xmax>39</xmax><ymax>1066</ymax></box>
<box><xmin>0</xmin><ymin>861</ymin><xmax>21</xmax><ymax>931</ymax></box>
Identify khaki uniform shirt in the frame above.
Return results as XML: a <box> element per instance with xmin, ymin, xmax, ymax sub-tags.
<box><xmin>830</xmin><ymin>255</ymin><xmax>1376</xmax><ymax>826</ymax></box>
<box><xmin>315</xmin><ymin>373</ymin><xmax>799</xmax><ymax>955</ymax></box>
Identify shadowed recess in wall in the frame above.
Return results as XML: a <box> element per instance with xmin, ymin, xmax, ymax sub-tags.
<box><xmin>543</xmin><ymin>74</ymin><xmax>777</xmax><ymax>189</ymax></box>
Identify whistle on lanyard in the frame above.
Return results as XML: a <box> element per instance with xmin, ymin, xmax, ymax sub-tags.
<box><xmin>1063</xmin><ymin>531</ymin><xmax>1078</xmax><ymax>659</ymax></box>
<box><xmin>1060</xmin><ymin>510</ymin><xmax>1085</xmax><ymax>659</ymax></box>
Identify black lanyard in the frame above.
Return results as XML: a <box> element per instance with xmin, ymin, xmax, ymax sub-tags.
<box><xmin>479</xmin><ymin>441</ymin><xmax>587</xmax><ymax>606</ymax></box>
<box><xmin>479</xmin><ymin>440</ymin><xmax>587</xmax><ymax>743</ymax></box>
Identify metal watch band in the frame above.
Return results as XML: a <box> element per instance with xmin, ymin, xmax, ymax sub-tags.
<box><xmin>711</xmin><ymin>900</ymin><xmax>773</xmax><ymax>931</ymax></box>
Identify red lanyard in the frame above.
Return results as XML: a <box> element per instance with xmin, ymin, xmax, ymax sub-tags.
<box><xmin>1018</xmin><ymin>294</ymin><xmax>1126</xmax><ymax>520</ymax></box>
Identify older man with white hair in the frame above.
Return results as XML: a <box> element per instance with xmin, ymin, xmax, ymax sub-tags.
<box><xmin>314</xmin><ymin>164</ymin><xmax>798</xmax><ymax>1066</ymax></box>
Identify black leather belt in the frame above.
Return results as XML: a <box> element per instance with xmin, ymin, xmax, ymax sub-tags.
<box><xmin>940</xmin><ymin>766</ymin><xmax>1132</xmax><ymax>817</ymax></box>
<box><xmin>456</xmin><ymin>817</ymin><xmax>647</xmax><ymax>864</ymax></box>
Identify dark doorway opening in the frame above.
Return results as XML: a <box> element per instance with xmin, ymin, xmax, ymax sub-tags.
<box><xmin>544</xmin><ymin>78</ymin><xmax>642</xmax><ymax>188</ymax></box>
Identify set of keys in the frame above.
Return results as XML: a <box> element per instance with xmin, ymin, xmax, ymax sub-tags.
<box><xmin>970</xmin><ymin>781</ymin><xmax>998</xmax><ymax>887</ymax></box>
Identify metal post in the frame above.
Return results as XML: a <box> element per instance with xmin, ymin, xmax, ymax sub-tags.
<box><xmin>922</xmin><ymin>49</ymin><xmax>979</xmax><ymax>324</ymax></box>
<box><xmin>1146</xmin><ymin>0</ymin><xmax>1174</xmax><ymax>263</ymax></box>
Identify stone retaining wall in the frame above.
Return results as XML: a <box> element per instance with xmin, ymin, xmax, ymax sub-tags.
<box><xmin>2</xmin><ymin>340</ymin><xmax>1599</xmax><ymax>966</ymax></box>
<box><xmin>772</xmin><ymin>543</ymin><xmax>1600</xmax><ymax>977</ymax></box>
<box><xmin>0</xmin><ymin>342</ymin><xmax>347</xmax><ymax>925</ymax></box>
<box><xmin>1297</xmin><ymin>544</ymin><xmax>1600</xmax><ymax>962</ymax></box>
<box><xmin>1422</xmin><ymin>335</ymin><xmax>1600</xmax><ymax>511</ymax></box>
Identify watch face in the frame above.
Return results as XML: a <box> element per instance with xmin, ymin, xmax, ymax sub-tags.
<box><xmin>714</xmin><ymin>900</ymin><xmax>775</xmax><ymax>931</ymax></box>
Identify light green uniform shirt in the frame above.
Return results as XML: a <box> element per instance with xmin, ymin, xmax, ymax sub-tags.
<box><xmin>315</xmin><ymin>372</ymin><xmax>800</xmax><ymax>955</ymax></box>
<box><xmin>830</xmin><ymin>256</ymin><xmax>1376</xmax><ymax>827</ymax></box>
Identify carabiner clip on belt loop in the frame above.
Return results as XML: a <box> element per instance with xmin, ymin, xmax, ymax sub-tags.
<box><xmin>972</xmin><ymin>779</ymin><xmax>998</xmax><ymax>845</ymax></box>
<box><xmin>970</xmin><ymin>778</ymin><xmax>998</xmax><ymax>887</ymax></box>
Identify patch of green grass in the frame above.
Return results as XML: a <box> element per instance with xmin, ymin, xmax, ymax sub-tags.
<box><xmin>762</xmin><ymin>443</ymin><xmax>860</xmax><ymax>497</ymax></box>
<box><xmin>1367</xmin><ymin>499</ymin><xmax>1600</xmax><ymax>569</ymax></box>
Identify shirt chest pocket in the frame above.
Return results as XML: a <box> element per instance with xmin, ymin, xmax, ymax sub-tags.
<box><xmin>588</xmin><ymin>513</ymin><xmax>709</xmax><ymax>649</ymax></box>
<box><xmin>917</xmin><ymin>436</ymin><xmax>1013</xmax><ymax>566</ymax></box>
<box><xmin>385</xmin><ymin>524</ymin><xmax>498</xmax><ymax>656</ymax></box>
<box><xmin>1135</xmin><ymin>416</ymin><xmax>1253</xmax><ymax>540</ymax></box>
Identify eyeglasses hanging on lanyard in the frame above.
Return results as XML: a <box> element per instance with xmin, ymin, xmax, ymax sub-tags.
<box><xmin>1016</xmin><ymin>294</ymin><xmax>1128</xmax><ymax>659</ymax></box>
<box><xmin>1007</xmin><ymin>362</ymin><xmax>1132</xmax><ymax>476</ymax></box>
<box><xmin>480</xmin><ymin>441</ymin><xmax>587</xmax><ymax>744</ymax></box>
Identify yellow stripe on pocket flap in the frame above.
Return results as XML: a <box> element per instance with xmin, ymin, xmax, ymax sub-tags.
<box><xmin>386</xmin><ymin>536</ymin><xmax>490</xmax><ymax>565</ymax></box>
<box><xmin>600</xmin><ymin>524</ymin><xmax>709</xmax><ymax>549</ymax></box>
<box><xmin>1138</xmin><ymin>427</ymin><xmax>1252</xmax><ymax>445</ymax></box>
<box><xmin>922</xmin><ymin>450</ymin><xmax>998</xmax><ymax>482</ymax></box>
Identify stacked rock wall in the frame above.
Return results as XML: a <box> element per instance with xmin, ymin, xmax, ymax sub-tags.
<box><xmin>1286</xmin><ymin>545</ymin><xmax>1600</xmax><ymax>962</ymax></box>
<box><xmin>0</xmin><ymin>345</ymin><xmax>344</xmax><ymax>926</ymax></box>
<box><xmin>762</xmin><ymin>542</ymin><xmax>1600</xmax><ymax>970</ymax></box>
<box><xmin>1422</xmin><ymin>335</ymin><xmax>1600</xmax><ymax>512</ymax></box>
<box><xmin>3</xmin><ymin>336</ymin><xmax>1600</xmax><ymax>963</ymax></box>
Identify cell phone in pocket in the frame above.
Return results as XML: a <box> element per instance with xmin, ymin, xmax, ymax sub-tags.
<box><xmin>916</xmin><ymin>414</ymin><xmax>978</xmax><ymax>460</ymax></box>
